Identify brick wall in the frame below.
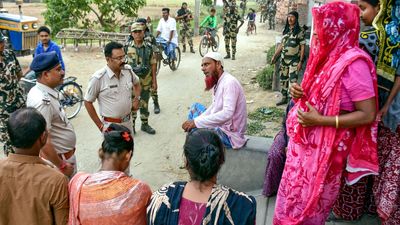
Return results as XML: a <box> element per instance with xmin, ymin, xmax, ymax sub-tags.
<box><xmin>275</xmin><ymin>0</ymin><xmax>309</xmax><ymax>29</ymax></box>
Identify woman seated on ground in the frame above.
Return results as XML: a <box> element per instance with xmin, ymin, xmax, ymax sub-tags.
<box><xmin>68</xmin><ymin>124</ymin><xmax>152</xmax><ymax>225</ymax></box>
<box><xmin>147</xmin><ymin>129</ymin><xmax>256</xmax><ymax>225</ymax></box>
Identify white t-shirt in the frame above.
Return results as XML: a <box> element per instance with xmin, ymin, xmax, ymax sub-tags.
<box><xmin>156</xmin><ymin>17</ymin><xmax>178</xmax><ymax>45</ymax></box>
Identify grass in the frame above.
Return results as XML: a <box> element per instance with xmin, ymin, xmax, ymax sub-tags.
<box><xmin>248</xmin><ymin>107</ymin><xmax>284</xmax><ymax>123</ymax></box>
<box><xmin>246</xmin><ymin>107</ymin><xmax>284</xmax><ymax>138</ymax></box>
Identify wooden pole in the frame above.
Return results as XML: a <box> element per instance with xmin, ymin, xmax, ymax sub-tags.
<box><xmin>194</xmin><ymin>0</ymin><xmax>200</xmax><ymax>36</ymax></box>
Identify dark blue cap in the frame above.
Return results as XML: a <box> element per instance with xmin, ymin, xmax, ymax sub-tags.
<box><xmin>30</xmin><ymin>51</ymin><xmax>60</xmax><ymax>73</ymax></box>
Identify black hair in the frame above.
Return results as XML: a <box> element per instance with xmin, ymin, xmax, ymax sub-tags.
<box><xmin>104</xmin><ymin>41</ymin><xmax>123</xmax><ymax>58</ymax></box>
<box><xmin>362</xmin><ymin>0</ymin><xmax>379</xmax><ymax>7</ymax></box>
<box><xmin>283</xmin><ymin>11</ymin><xmax>301</xmax><ymax>36</ymax></box>
<box><xmin>182</xmin><ymin>2</ymin><xmax>187</xmax><ymax>6</ymax></box>
<box><xmin>184</xmin><ymin>129</ymin><xmax>225</xmax><ymax>182</ymax></box>
<box><xmin>37</xmin><ymin>26</ymin><xmax>51</xmax><ymax>35</ymax></box>
<box><xmin>162</xmin><ymin>8</ymin><xmax>170</xmax><ymax>13</ymax></box>
<box><xmin>210</xmin><ymin>8</ymin><xmax>216</xmax><ymax>12</ymax></box>
<box><xmin>101</xmin><ymin>123</ymin><xmax>134</xmax><ymax>156</ymax></box>
<box><xmin>136</xmin><ymin>18</ymin><xmax>147</xmax><ymax>24</ymax></box>
<box><xmin>7</xmin><ymin>107</ymin><xmax>46</xmax><ymax>149</ymax></box>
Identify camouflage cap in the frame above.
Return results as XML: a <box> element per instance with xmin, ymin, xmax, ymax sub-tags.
<box><xmin>131</xmin><ymin>22</ymin><xmax>145</xmax><ymax>32</ymax></box>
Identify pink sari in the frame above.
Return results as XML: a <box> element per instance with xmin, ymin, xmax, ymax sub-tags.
<box><xmin>273</xmin><ymin>2</ymin><xmax>379</xmax><ymax>225</ymax></box>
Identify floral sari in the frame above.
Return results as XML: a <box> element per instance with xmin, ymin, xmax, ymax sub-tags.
<box><xmin>273</xmin><ymin>2</ymin><xmax>379</xmax><ymax>224</ymax></box>
<box><xmin>68</xmin><ymin>171</ymin><xmax>152</xmax><ymax>225</ymax></box>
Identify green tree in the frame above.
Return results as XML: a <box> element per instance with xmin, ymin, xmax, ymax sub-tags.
<box><xmin>44</xmin><ymin>0</ymin><xmax>146</xmax><ymax>34</ymax></box>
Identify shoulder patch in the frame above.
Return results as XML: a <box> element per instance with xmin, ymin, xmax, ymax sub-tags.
<box><xmin>42</xmin><ymin>93</ymin><xmax>51</xmax><ymax>105</ymax></box>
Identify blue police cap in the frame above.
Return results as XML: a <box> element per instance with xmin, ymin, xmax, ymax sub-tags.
<box><xmin>30</xmin><ymin>51</ymin><xmax>60</xmax><ymax>73</ymax></box>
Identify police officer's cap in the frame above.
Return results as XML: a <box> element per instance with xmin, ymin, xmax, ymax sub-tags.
<box><xmin>131</xmin><ymin>23</ymin><xmax>145</xmax><ymax>32</ymax></box>
<box><xmin>30</xmin><ymin>51</ymin><xmax>60</xmax><ymax>73</ymax></box>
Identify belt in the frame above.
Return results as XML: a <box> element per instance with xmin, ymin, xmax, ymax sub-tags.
<box><xmin>103</xmin><ymin>114</ymin><xmax>131</xmax><ymax>123</ymax></box>
<box><xmin>58</xmin><ymin>148</ymin><xmax>75</xmax><ymax>160</ymax></box>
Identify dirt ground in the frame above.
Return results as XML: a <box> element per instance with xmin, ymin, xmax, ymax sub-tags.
<box><xmin>2</xmin><ymin>3</ymin><xmax>283</xmax><ymax>190</ymax></box>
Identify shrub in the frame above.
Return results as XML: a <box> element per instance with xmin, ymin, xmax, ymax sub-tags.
<box><xmin>266</xmin><ymin>45</ymin><xmax>276</xmax><ymax>63</ymax></box>
<box><xmin>256</xmin><ymin>65</ymin><xmax>274</xmax><ymax>90</ymax></box>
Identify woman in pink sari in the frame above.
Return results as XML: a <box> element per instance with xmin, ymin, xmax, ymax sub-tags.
<box><xmin>68</xmin><ymin>124</ymin><xmax>152</xmax><ymax>225</ymax></box>
<box><xmin>273</xmin><ymin>2</ymin><xmax>379</xmax><ymax>224</ymax></box>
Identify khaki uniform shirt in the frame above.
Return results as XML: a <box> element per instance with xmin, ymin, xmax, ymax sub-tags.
<box><xmin>27</xmin><ymin>83</ymin><xmax>76</xmax><ymax>154</ymax></box>
<box><xmin>0</xmin><ymin>154</ymin><xmax>69</xmax><ymax>225</ymax></box>
<box><xmin>85</xmin><ymin>65</ymin><xmax>140</xmax><ymax>118</ymax></box>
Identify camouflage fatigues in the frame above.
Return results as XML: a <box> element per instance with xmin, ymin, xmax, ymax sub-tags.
<box><xmin>0</xmin><ymin>49</ymin><xmax>25</xmax><ymax>155</ymax></box>
<box><xmin>267</xmin><ymin>2</ymin><xmax>277</xmax><ymax>30</ymax></box>
<box><xmin>260</xmin><ymin>4</ymin><xmax>268</xmax><ymax>23</ymax></box>
<box><xmin>239</xmin><ymin>0</ymin><xmax>247</xmax><ymax>18</ymax></box>
<box><xmin>223</xmin><ymin>0</ymin><xmax>237</xmax><ymax>17</ymax></box>
<box><xmin>279</xmin><ymin>28</ymin><xmax>306</xmax><ymax>99</ymax></box>
<box><xmin>176</xmin><ymin>8</ymin><xmax>194</xmax><ymax>48</ymax></box>
<box><xmin>125</xmin><ymin>40</ymin><xmax>157</xmax><ymax>126</ymax></box>
<box><xmin>223</xmin><ymin>10</ymin><xmax>243</xmax><ymax>56</ymax></box>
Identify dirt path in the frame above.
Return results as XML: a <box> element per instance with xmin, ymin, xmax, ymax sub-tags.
<box><xmin>10</xmin><ymin>17</ymin><xmax>280</xmax><ymax>190</ymax></box>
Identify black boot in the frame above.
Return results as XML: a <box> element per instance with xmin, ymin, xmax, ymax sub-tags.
<box><xmin>232</xmin><ymin>54</ymin><xmax>236</xmax><ymax>60</ymax></box>
<box><xmin>182</xmin><ymin>45</ymin><xmax>186</xmax><ymax>53</ymax></box>
<box><xmin>224</xmin><ymin>53</ymin><xmax>231</xmax><ymax>59</ymax></box>
<box><xmin>190</xmin><ymin>46</ymin><xmax>195</xmax><ymax>53</ymax></box>
<box><xmin>154</xmin><ymin>100</ymin><xmax>160</xmax><ymax>114</ymax></box>
<box><xmin>276</xmin><ymin>97</ymin><xmax>288</xmax><ymax>106</ymax></box>
<box><xmin>141</xmin><ymin>123</ymin><xmax>156</xmax><ymax>134</ymax></box>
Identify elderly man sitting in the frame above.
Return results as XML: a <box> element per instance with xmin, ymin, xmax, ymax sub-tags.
<box><xmin>182</xmin><ymin>52</ymin><xmax>247</xmax><ymax>149</ymax></box>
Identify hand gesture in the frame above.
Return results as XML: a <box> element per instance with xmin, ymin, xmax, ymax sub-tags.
<box><xmin>289</xmin><ymin>83</ymin><xmax>304</xmax><ymax>99</ymax></box>
<box><xmin>376</xmin><ymin>103</ymin><xmax>389</xmax><ymax>122</ymax></box>
<box><xmin>297</xmin><ymin>102</ymin><xmax>322</xmax><ymax>127</ymax></box>
<box><xmin>182</xmin><ymin>120</ymin><xmax>196</xmax><ymax>132</ymax></box>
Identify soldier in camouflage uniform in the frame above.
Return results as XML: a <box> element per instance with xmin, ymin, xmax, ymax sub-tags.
<box><xmin>126</xmin><ymin>23</ymin><xmax>157</xmax><ymax>134</ymax></box>
<box><xmin>260</xmin><ymin>3</ymin><xmax>268</xmax><ymax>23</ymax></box>
<box><xmin>0</xmin><ymin>33</ymin><xmax>25</xmax><ymax>155</ymax></box>
<box><xmin>239</xmin><ymin>0</ymin><xmax>247</xmax><ymax>18</ymax></box>
<box><xmin>271</xmin><ymin>11</ymin><xmax>305</xmax><ymax>106</ymax></box>
<box><xmin>267</xmin><ymin>1</ymin><xmax>277</xmax><ymax>30</ymax></box>
<box><xmin>223</xmin><ymin>6</ymin><xmax>244</xmax><ymax>60</ymax></box>
<box><xmin>223</xmin><ymin>0</ymin><xmax>237</xmax><ymax>18</ymax></box>
<box><xmin>176</xmin><ymin>2</ymin><xmax>195</xmax><ymax>53</ymax></box>
<box><xmin>136</xmin><ymin>18</ymin><xmax>161</xmax><ymax>114</ymax></box>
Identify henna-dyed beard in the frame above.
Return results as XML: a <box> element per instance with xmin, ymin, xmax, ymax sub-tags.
<box><xmin>204</xmin><ymin>73</ymin><xmax>219</xmax><ymax>91</ymax></box>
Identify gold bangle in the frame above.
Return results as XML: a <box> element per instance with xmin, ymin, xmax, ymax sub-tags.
<box><xmin>335</xmin><ymin>115</ymin><xmax>339</xmax><ymax>129</ymax></box>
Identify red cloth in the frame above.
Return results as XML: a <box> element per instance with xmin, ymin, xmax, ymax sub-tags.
<box><xmin>273</xmin><ymin>2</ymin><xmax>379</xmax><ymax>224</ymax></box>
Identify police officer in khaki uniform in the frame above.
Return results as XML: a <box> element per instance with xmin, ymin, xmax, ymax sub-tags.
<box><xmin>126</xmin><ymin>23</ymin><xmax>157</xmax><ymax>134</ymax></box>
<box><xmin>84</xmin><ymin>42</ymin><xmax>141</xmax><ymax>135</ymax></box>
<box><xmin>27</xmin><ymin>52</ymin><xmax>76</xmax><ymax>178</ymax></box>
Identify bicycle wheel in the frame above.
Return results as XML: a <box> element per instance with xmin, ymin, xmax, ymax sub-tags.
<box><xmin>199</xmin><ymin>36</ymin><xmax>209</xmax><ymax>57</ymax></box>
<box><xmin>169</xmin><ymin>47</ymin><xmax>181</xmax><ymax>71</ymax></box>
<box><xmin>212</xmin><ymin>35</ymin><xmax>220</xmax><ymax>52</ymax></box>
<box><xmin>59</xmin><ymin>82</ymin><xmax>83</xmax><ymax>119</ymax></box>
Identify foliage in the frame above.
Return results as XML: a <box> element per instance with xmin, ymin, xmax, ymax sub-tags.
<box><xmin>266</xmin><ymin>45</ymin><xmax>276</xmax><ymax>63</ymax></box>
<box><xmin>43</xmin><ymin>0</ymin><xmax>146</xmax><ymax>34</ymax></box>
<box><xmin>201</xmin><ymin>0</ymin><xmax>214</xmax><ymax>6</ymax></box>
<box><xmin>248</xmin><ymin>107</ymin><xmax>284</xmax><ymax>123</ymax></box>
<box><xmin>256</xmin><ymin>65</ymin><xmax>274</xmax><ymax>90</ymax></box>
<box><xmin>246</xmin><ymin>121</ymin><xmax>266</xmax><ymax>136</ymax></box>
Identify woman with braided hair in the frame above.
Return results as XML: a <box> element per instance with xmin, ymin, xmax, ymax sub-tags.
<box><xmin>147</xmin><ymin>129</ymin><xmax>256</xmax><ymax>225</ymax></box>
<box><xmin>68</xmin><ymin>123</ymin><xmax>151</xmax><ymax>225</ymax></box>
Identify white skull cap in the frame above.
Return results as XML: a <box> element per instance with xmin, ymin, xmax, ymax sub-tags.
<box><xmin>203</xmin><ymin>52</ymin><xmax>224</xmax><ymax>67</ymax></box>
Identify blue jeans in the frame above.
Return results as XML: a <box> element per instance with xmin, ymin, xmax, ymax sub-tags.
<box><xmin>188</xmin><ymin>103</ymin><xmax>233</xmax><ymax>148</ymax></box>
<box><xmin>156</xmin><ymin>37</ymin><xmax>176</xmax><ymax>60</ymax></box>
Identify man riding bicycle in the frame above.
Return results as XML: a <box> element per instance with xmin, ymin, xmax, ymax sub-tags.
<box><xmin>200</xmin><ymin>8</ymin><xmax>218</xmax><ymax>47</ymax></box>
<box><xmin>156</xmin><ymin>8</ymin><xmax>178</xmax><ymax>64</ymax></box>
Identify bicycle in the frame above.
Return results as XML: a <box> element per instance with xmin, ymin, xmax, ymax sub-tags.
<box><xmin>154</xmin><ymin>38</ymin><xmax>181</xmax><ymax>75</ymax></box>
<box><xmin>246</xmin><ymin>20</ymin><xmax>256</xmax><ymax>35</ymax></box>
<box><xmin>20</xmin><ymin>71</ymin><xmax>84</xmax><ymax>119</ymax></box>
<box><xmin>199</xmin><ymin>27</ymin><xmax>219</xmax><ymax>57</ymax></box>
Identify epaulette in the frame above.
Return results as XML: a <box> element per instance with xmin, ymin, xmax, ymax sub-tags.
<box><xmin>93</xmin><ymin>68</ymin><xmax>107</xmax><ymax>79</ymax></box>
<box><xmin>42</xmin><ymin>93</ymin><xmax>51</xmax><ymax>105</ymax></box>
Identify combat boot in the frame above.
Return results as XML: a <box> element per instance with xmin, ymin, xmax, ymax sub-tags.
<box><xmin>141</xmin><ymin>123</ymin><xmax>156</xmax><ymax>134</ymax></box>
<box><xmin>154</xmin><ymin>100</ymin><xmax>160</xmax><ymax>114</ymax></box>
<box><xmin>182</xmin><ymin>45</ymin><xmax>186</xmax><ymax>53</ymax></box>
<box><xmin>190</xmin><ymin>46</ymin><xmax>195</xmax><ymax>53</ymax></box>
<box><xmin>232</xmin><ymin>54</ymin><xmax>236</xmax><ymax>60</ymax></box>
<box><xmin>224</xmin><ymin>53</ymin><xmax>231</xmax><ymax>59</ymax></box>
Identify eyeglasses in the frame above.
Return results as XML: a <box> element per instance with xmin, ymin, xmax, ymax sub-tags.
<box><xmin>111</xmin><ymin>55</ymin><xmax>126</xmax><ymax>61</ymax></box>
